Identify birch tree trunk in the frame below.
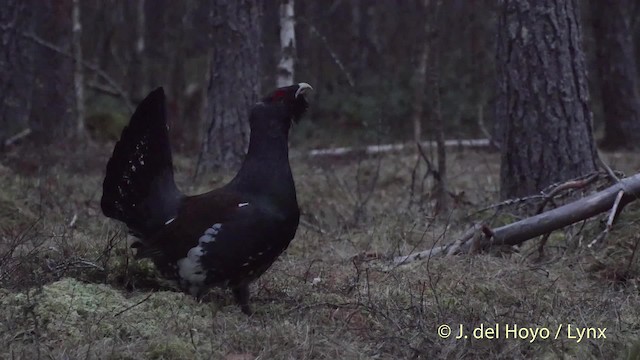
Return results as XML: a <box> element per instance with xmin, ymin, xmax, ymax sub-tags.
<box><xmin>133</xmin><ymin>0</ymin><xmax>146</xmax><ymax>101</ymax></box>
<box><xmin>411</xmin><ymin>26</ymin><xmax>427</xmax><ymax>145</ymax></box>
<box><xmin>277</xmin><ymin>0</ymin><xmax>295</xmax><ymax>87</ymax></box>
<box><xmin>72</xmin><ymin>0</ymin><xmax>85</xmax><ymax>137</ymax></box>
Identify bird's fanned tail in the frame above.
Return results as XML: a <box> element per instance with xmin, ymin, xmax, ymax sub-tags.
<box><xmin>101</xmin><ymin>87</ymin><xmax>183</xmax><ymax>238</ymax></box>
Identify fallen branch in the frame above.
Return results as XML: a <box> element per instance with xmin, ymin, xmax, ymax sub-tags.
<box><xmin>394</xmin><ymin>172</ymin><xmax>640</xmax><ymax>264</ymax></box>
<box><xmin>308</xmin><ymin>138</ymin><xmax>491</xmax><ymax>158</ymax></box>
<box><xmin>4</xmin><ymin>128</ymin><xmax>32</xmax><ymax>147</ymax></box>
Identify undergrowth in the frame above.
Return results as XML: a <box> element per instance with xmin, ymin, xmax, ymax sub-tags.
<box><xmin>1</xmin><ymin>144</ymin><xmax>639</xmax><ymax>359</ymax></box>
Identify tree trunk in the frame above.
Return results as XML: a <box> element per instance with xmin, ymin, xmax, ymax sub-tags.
<box><xmin>591</xmin><ymin>0</ymin><xmax>640</xmax><ymax>150</ymax></box>
<box><xmin>496</xmin><ymin>0</ymin><xmax>597</xmax><ymax>199</ymax></box>
<box><xmin>130</xmin><ymin>0</ymin><xmax>146</xmax><ymax>101</ymax></box>
<box><xmin>29</xmin><ymin>0</ymin><xmax>76</xmax><ymax>144</ymax></box>
<box><xmin>200</xmin><ymin>0</ymin><xmax>262</xmax><ymax>170</ymax></box>
<box><xmin>429</xmin><ymin>0</ymin><xmax>450</xmax><ymax>215</ymax></box>
<box><xmin>72</xmin><ymin>0</ymin><xmax>85</xmax><ymax>137</ymax></box>
<box><xmin>277</xmin><ymin>0</ymin><xmax>295</xmax><ymax>87</ymax></box>
<box><xmin>411</xmin><ymin>10</ymin><xmax>428</xmax><ymax>146</ymax></box>
<box><xmin>168</xmin><ymin>0</ymin><xmax>188</xmax><ymax>151</ymax></box>
<box><xmin>0</xmin><ymin>1</ymin><xmax>34</xmax><ymax>146</ymax></box>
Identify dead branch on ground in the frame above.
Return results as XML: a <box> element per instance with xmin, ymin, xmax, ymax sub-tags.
<box><xmin>308</xmin><ymin>139</ymin><xmax>491</xmax><ymax>158</ymax></box>
<box><xmin>394</xmin><ymin>172</ymin><xmax>640</xmax><ymax>265</ymax></box>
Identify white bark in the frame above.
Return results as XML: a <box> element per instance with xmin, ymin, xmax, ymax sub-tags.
<box><xmin>72</xmin><ymin>0</ymin><xmax>84</xmax><ymax>135</ymax></box>
<box><xmin>277</xmin><ymin>0</ymin><xmax>295</xmax><ymax>87</ymax></box>
<box><xmin>135</xmin><ymin>0</ymin><xmax>146</xmax><ymax>99</ymax></box>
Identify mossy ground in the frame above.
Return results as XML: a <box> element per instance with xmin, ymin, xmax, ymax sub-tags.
<box><xmin>1</xmin><ymin>144</ymin><xmax>640</xmax><ymax>359</ymax></box>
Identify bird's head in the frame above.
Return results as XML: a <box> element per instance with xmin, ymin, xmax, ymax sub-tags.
<box><xmin>262</xmin><ymin>82</ymin><xmax>313</xmax><ymax>124</ymax></box>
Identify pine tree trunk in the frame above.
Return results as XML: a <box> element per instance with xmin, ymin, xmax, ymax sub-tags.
<box><xmin>591</xmin><ymin>0</ymin><xmax>640</xmax><ymax>150</ymax></box>
<box><xmin>201</xmin><ymin>0</ymin><xmax>262</xmax><ymax>169</ymax></box>
<box><xmin>497</xmin><ymin>0</ymin><xmax>597</xmax><ymax>199</ymax></box>
<box><xmin>277</xmin><ymin>0</ymin><xmax>295</xmax><ymax>87</ymax></box>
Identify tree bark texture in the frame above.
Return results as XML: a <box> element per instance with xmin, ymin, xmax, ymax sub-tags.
<box><xmin>277</xmin><ymin>0</ymin><xmax>295</xmax><ymax>87</ymax></box>
<box><xmin>497</xmin><ymin>0</ymin><xmax>597</xmax><ymax>199</ymax></box>
<box><xmin>591</xmin><ymin>0</ymin><xmax>640</xmax><ymax>150</ymax></box>
<box><xmin>203</xmin><ymin>0</ymin><xmax>262</xmax><ymax>169</ymax></box>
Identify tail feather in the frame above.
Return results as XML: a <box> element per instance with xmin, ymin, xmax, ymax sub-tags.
<box><xmin>101</xmin><ymin>87</ymin><xmax>182</xmax><ymax>237</ymax></box>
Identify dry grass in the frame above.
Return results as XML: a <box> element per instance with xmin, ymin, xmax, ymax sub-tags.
<box><xmin>1</xmin><ymin>144</ymin><xmax>640</xmax><ymax>359</ymax></box>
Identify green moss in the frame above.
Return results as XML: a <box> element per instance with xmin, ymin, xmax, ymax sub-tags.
<box><xmin>146</xmin><ymin>339</ymin><xmax>195</xmax><ymax>360</ymax></box>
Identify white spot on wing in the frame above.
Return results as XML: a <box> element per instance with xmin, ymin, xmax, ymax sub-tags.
<box><xmin>165</xmin><ymin>217</ymin><xmax>175</xmax><ymax>225</ymax></box>
<box><xmin>238</xmin><ymin>202</ymin><xmax>249</xmax><ymax>208</ymax></box>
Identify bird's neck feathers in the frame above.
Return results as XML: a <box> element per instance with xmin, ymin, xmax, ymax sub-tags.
<box><xmin>228</xmin><ymin>104</ymin><xmax>296</xmax><ymax>201</ymax></box>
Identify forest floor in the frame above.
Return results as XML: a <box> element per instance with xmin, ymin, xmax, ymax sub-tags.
<box><xmin>1</xmin><ymin>142</ymin><xmax>640</xmax><ymax>360</ymax></box>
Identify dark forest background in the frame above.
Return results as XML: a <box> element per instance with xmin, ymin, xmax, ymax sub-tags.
<box><xmin>4</xmin><ymin>0</ymin><xmax>637</xmax><ymax>153</ymax></box>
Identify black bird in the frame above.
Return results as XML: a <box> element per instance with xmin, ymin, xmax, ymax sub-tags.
<box><xmin>101</xmin><ymin>83</ymin><xmax>313</xmax><ymax>314</ymax></box>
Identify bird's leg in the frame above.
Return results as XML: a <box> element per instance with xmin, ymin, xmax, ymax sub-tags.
<box><xmin>232</xmin><ymin>285</ymin><xmax>253</xmax><ymax>315</ymax></box>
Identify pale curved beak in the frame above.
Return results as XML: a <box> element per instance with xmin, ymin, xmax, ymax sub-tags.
<box><xmin>295</xmin><ymin>82</ymin><xmax>313</xmax><ymax>98</ymax></box>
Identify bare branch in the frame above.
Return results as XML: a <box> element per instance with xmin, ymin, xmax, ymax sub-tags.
<box><xmin>299</xmin><ymin>17</ymin><xmax>355</xmax><ymax>88</ymax></box>
<box><xmin>4</xmin><ymin>128</ymin><xmax>32</xmax><ymax>147</ymax></box>
<box><xmin>22</xmin><ymin>32</ymin><xmax>133</xmax><ymax>111</ymax></box>
<box><xmin>588</xmin><ymin>189</ymin><xmax>624</xmax><ymax>248</ymax></box>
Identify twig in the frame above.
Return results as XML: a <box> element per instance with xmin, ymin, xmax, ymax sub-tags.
<box><xmin>113</xmin><ymin>291</ymin><xmax>154</xmax><ymax>317</ymax></box>
<box><xmin>68</xmin><ymin>214</ymin><xmax>78</xmax><ymax>228</ymax></box>
<box><xmin>473</xmin><ymin>194</ymin><xmax>546</xmax><ymax>214</ymax></box>
<box><xmin>22</xmin><ymin>32</ymin><xmax>133</xmax><ymax>111</ymax></box>
<box><xmin>393</xmin><ymin>245</ymin><xmax>449</xmax><ymax>265</ymax></box>
<box><xmin>536</xmin><ymin>233</ymin><xmax>551</xmax><ymax>261</ymax></box>
<box><xmin>4</xmin><ymin>128</ymin><xmax>32</xmax><ymax>147</ymax></box>
<box><xmin>299</xmin><ymin>218</ymin><xmax>328</xmax><ymax>235</ymax></box>
<box><xmin>299</xmin><ymin>17</ymin><xmax>355</xmax><ymax>88</ymax></box>
<box><xmin>596</xmin><ymin>153</ymin><xmax>621</xmax><ymax>183</ymax></box>
<box><xmin>477</xmin><ymin>104</ymin><xmax>500</xmax><ymax>151</ymax></box>
<box><xmin>588</xmin><ymin>190</ymin><xmax>624</xmax><ymax>248</ymax></box>
<box><xmin>536</xmin><ymin>172</ymin><xmax>600</xmax><ymax>214</ymax></box>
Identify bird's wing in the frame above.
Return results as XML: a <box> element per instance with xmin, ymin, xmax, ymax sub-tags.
<box><xmin>101</xmin><ymin>87</ymin><xmax>183</xmax><ymax>238</ymax></box>
<box><xmin>145</xmin><ymin>191</ymin><xmax>298</xmax><ymax>286</ymax></box>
